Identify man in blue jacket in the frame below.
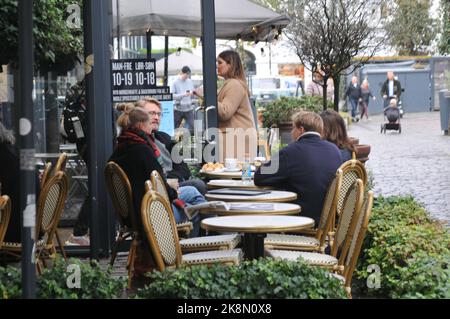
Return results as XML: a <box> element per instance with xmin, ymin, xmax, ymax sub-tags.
<box><xmin>254</xmin><ymin>111</ymin><xmax>342</xmax><ymax>226</ymax></box>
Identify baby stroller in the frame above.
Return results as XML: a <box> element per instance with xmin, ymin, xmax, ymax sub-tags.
<box><xmin>381</xmin><ymin>104</ymin><xmax>401</xmax><ymax>134</ymax></box>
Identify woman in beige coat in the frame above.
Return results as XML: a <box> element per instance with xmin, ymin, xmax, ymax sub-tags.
<box><xmin>216</xmin><ymin>50</ymin><xmax>257</xmax><ymax>163</ymax></box>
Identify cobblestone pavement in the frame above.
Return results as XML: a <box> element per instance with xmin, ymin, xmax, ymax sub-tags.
<box><xmin>348</xmin><ymin>111</ymin><xmax>450</xmax><ymax>225</ymax></box>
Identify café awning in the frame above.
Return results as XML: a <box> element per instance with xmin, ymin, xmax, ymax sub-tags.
<box><xmin>112</xmin><ymin>0</ymin><xmax>290</xmax><ymax>41</ymax></box>
<box><xmin>155</xmin><ymin>50</ymin><xmax>203</xmax><ymax>75</ymax></box>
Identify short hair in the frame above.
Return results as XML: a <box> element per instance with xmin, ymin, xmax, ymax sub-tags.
<box><xmin>135</xmin><ymin>97</ymin><xmax>162</xmax><ymax>110</ymax></box>
<box><xmin>181</xmin><ymin>66</ymin><xmax>191</xmax><ymax>74</ymax></box>
<box><xmin>0</xmin><ymin>121</ymin><xmax>15</xmax><ymax>145</ymax></box>
<box><xmin>292</xmin><ymin>111</ymin><xmax>323</xmax><ymax>134</ymax></box>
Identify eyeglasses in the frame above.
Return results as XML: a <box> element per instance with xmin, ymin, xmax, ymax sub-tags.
<box><xmin>148</xmin><ymin>111</ymin><xmax>162</xmax><ymax>117</ymax></box>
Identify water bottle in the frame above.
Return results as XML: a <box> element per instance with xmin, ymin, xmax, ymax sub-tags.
<box><xmin>241</xmin><ymin>157</ymin><xmax>252</xmax><ymax>184</ymax></box>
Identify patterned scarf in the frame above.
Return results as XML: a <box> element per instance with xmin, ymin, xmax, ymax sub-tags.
<box><xmin>117</xmin><ymin>128</ymin><xmax>163</xmax><ymax>166</ymax></box>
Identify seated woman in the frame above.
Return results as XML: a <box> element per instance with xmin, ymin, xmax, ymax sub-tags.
<box><xmin>0</xmin><ymin>122</ymin><xmax>20</xmax><ymax>243</ymax></box>
<box><xmin>320</xmin><ymin>109</ymin><xmax>355</xmax><ymax>162</ymax></box>
<box><xmin>109</xmin><ymin>106</ymin><xmax>206</xmax><ymax>238</ymax></box>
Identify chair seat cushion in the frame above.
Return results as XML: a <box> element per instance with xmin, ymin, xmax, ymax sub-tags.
<box><xmin>182</xmin><ymin>248</ymin><xmax>242</xmax><ymax>265</ymax></box>
<box><xmin>177</xmin><ymin>221</ymin><xmax>193</xmax><ymax>229</ymax></box>
<box><xmin>180</xmin><ymin>234</ymin><xmax>241</xmax><ymax>252</ymax></box>
<box><xmin>2</xmin><ymin>240</ymin><xmax>45</xmax><ymax>251</ymax></box>
<box><xmin>264</xmin><ymin>234</ymin><xmax>320</xmax><ymax>250</ymax></box>
<box><xmin>266</xmin><ymin>249</ymin><xmax>338</xmax><ymax>267</ymax></box>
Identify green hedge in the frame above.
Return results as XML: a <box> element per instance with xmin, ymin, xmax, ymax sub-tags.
<box><xmin>136</xmin><ymin>258</ymin><xmax>347</xmax><ymax>299</ymax></box>
<box><xmin>0</xmin><ymin>258</ymin><xmax>126</xmax><ymax>299</ymax></box>
<box><xmin>356</xmin><ymin>196</ymin><xmax>450</xmax><ymax>298</ymax></box>
<box><xmin>261</xmin><ymin>96</ymin><xmax>333</xmax><ymax>128</ymax></box>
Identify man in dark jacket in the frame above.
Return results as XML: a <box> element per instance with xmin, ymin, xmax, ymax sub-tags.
<box><xmin>254</xmin><ymin>111</ymin><xmax>342</xmax><ymax>226</ymax></box>
<box><xmin>136</xmin><ymin>97</ymin><xmax>207</xmax><ymax>195</ymax></box>
<box><xmin>380</xmin><ymin>71</ymin><xmax>402</xmax><ymax>108</ymax></box>
<box><xmin>344</xmin><ymin>76</ymin><xmax>362</xmax><ymax>121</ymax></box>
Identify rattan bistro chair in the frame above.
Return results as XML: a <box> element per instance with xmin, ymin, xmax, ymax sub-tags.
<box><xmin>149</xmin><ymin>171</ymin><xmax>193</xmax><ymax>237</ymax></box>
<box><xmin>266</xmin><ymin>179</ymin><xmax>364</xmax><ymax>274</ymax></box>
<box><xmin>40</xmin><ymin>162</ymin><xmax>53</xmax><ymax>189</ymax></box>
<box><xmin>1</xmin><ymin>172</ymin><xmax>69</xmax><ymax>273</ymax></box>
<box><xmin>332</xmin><ymin>191</ymin><xmax>373</xmax><ymax>298</ymax></box>
<box><xmin>264</xmin><ymin>169</ymin><xmax>343</xmax><ymax>253</ymax></box>
<box><xmin>104</xmin><ymin>162</ymin><xmax>141</xmax><ymax>287</ymax></box>
<box><xmin>141</xmin><ymin>190</ymin><xmax>242</xmax><ymax>271</ymax></box>
<box><xmin>0</xmin><ymin>195</ymin><xmax>12</xmax><ymax>250</ymax></box>
<box><xmin>149</xmin><ymin>172</ymin><xmax>241</xmax><ymax>253</ymax></box>
<box><xmin>54</xmin><ymin>152</ymin><xmax>68</xmax><ymax>173</ymax></box>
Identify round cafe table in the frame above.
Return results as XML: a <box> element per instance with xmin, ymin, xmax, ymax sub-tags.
<box><xmin>200</xmin><ymin>202</ymin><xmax>301</xmax><ymax>216</ymax></box>
<box><xmin>205</xmin><ymin>190</ymin><xmax>297</xmax><ymax>203</ymax></box>
<box><xmin>201</xmin><ymin>215</ymin><xmax>314</xmax><ymax>260</ymax></box>
<box><xmin>207</xmin><ymin>179</ymin><xmax>270</xmax><ymax>190</ymax></box>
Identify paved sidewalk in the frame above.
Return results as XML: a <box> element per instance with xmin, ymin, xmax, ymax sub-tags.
<box><xmin>348</xmin><ymin>111</ymin><xmax>450</xmax><ymax>225</ymax></box>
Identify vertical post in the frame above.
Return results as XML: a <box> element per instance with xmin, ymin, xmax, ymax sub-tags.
<box><xmin>18</xmin><ymin>0</ymin><xmax>36</xmax><ymax>299</ymax></box>
<box><xmin>83</xmin><ymin>0</ymin><xmax>115</xmax><ymax>260</ymax></box>
<box><xmin>164</xmin><ymin>35</ymin><xmax>169</xmax><ymax>86</ymax></box>
<box><xmin>201</xmin><ymin>0</ymin><xmax>218</xmax><ymax>161</ymax></box>
<box><xmin>146</xmin><ymin>31</ymin><xmax>152</xmax><ymax>59</ymax></box>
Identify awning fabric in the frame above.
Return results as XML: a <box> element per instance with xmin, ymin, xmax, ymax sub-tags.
<box><xmin>112</xmin><ymin>0</ymin><xmax>290</xmax><ymax>41</ymax></box>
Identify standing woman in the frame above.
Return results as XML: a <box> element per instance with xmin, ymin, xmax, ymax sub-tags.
<box><xmin>360</xmin><ymin>79</ymin><xmax>376</xmax><ymax>121</ymax></box>
<box><xmin>216</xmin><ymin>50</ymin><xmax>257</xmax><ymax>162</ymax></box>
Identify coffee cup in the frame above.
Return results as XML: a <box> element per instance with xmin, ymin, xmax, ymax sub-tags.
<box><xmin>225</xmin><ymin>158</ymin><xmax>238</xmax><ymax>170</ymax></box>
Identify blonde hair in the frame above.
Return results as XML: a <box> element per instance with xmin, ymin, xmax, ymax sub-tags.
<box><xmin>116</xmin><ymin>105</ymin><xmax>149</xmax><ymax>130</ymax></box>
<box><xmin>292</xmin><ymin>111</ymin><xmax>323</xmax><ymax>135</ymax></box>
<box><xmin>115</xmin><ymin>102</ymin><xmax>135</xmax><ymax>112</ymax></box>
<box><xmin>135</xmin><ymin>97</ymin><xmax>162</xmax><ymax>110</ymax></box>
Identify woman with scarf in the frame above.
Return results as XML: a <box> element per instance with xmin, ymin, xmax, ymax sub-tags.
<box><xmin>109</xmin><ymin>106</ymin><xmax>205</xmax><ymax>237</ymax></box>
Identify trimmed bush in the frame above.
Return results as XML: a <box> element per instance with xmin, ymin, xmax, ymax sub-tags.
<box><xmin>356</xmin><ymin>196</ymin><xmax>450</xmax><ymax>299</ymax></box>
<box><xmin>136</xmin><ymin>258</ymin><xmax>347</xmax><ymax>299</ymax></box>
<box><xmin>0</xmin><ymin>258</ymin><xmax>126</xmax><ymax>299</ymax></box>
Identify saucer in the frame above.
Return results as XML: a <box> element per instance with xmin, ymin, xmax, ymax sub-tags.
<box><xmin>224</xmin><ymin>168</ymin><xmax>241</xmax><ymax>172</ymax></box>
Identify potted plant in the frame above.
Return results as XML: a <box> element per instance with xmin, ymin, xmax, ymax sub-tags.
<box><xmin>261</xmin><ymin>96</ymin><xmax>329</xmax><ymax>144</ymax></box>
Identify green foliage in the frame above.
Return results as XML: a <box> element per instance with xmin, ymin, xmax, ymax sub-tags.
<box><xmin>135</xmin><ymin>258</ymin><xmax>347</xmax><ymax>299</ymax></box>
<box><xmin>0</xmin><ymin>0</ymin><xmax>83</xmax><ymax>73</ymax></box>
<box><xmin>0</xmin><ymin>265</ymin><xmax>22</xmax><ymax>299</ymax></box>
<box><xmin>261</xmin><ymin>96</ymin><xmax>332</xmax><ymax>128</ymax></box>
<box><xmin>0</xmin><ymin>258</ymin><xmax>126</xmax><ymax>299</ymax></box>
<box><xmin>385</xmin><ymin>0</ymin><xmax>437</xmax><ymax>55</ymax></box>
<box><xmin>356</xmin><ymin>196</ymin><xmax>450</xmax><ymax>298</ymax></box>
<box><xmin>439</xmin><ymin>0</ymin><xmax>450</xmax><ymax>55</ymax></box>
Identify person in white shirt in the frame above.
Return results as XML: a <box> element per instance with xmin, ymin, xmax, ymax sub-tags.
<box><xmin>171</xmin><ymin>66</ymin><xmax>196</xmax><ymax>135</ymax></box>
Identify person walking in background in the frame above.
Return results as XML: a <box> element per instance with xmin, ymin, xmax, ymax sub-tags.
<box><xmin>320</xmin><ymin>109</ymin><xmax>355</xmax><ymax>163</ymax></box>
<box><xmin>360</xmin><ymin>79</ymin><xmax>376</xmax><ymax>121</ymax></box>
<box><xmin>381</xmin><ymin>71</ymin><xmax>402</xmax><ymax>108</ymax></box>
<box><xmin>215</xmin><ymin>50</ymin><xmax>257</xmax><ymax>162</ymax></box>
<box><xmin>344</xmin><ymin>75</ymin><xmax>362</xmax><ymax>122</ymax></box>
<box><xmin>172</xmin><ymin>66</ymin><xmax>195</xmax><ymax>136</ymax></box>
<box><xmin>306</xmin><ymin>71</ymin><xmax>334</xmax><ymax>100</ymax></box>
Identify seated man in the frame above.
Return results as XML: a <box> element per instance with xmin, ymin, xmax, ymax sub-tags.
<box><xmin>135</xmin><ymin>97</ymin><xmax>207</xmax><ymax>195</ymax></box>
<box><xmin>384</xmin><ymin>98</ymin><xmax>400</xmax><ymax>123</ymax></box>
<box><xmin>254</xmin><ymin>111</ymin><xmax>342</xmax><ymax>225</ymax></box>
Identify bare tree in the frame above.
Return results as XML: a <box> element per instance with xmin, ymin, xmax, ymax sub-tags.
<box><xmin>284</xmin><ymin>0</ymin><xmax>384</xmax><ymax>111</ymax></box>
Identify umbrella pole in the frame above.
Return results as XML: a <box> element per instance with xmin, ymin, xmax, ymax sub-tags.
<box><xmin>164</xmin><ymin>35</ymin><xmax>169</xmax><ymax>86</ymax></box>
<box><xmin>146</xmin><ymin>30</ymin><xmax>152</xmax><ymax>59</ymax></box>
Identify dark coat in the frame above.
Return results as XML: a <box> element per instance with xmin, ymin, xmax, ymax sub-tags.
<box><xmin>0</xmin><ymin>144</ymin><xmax>21</xmax><ymax>242</ymax></box>
<box><xmin>153</xmin><ymin>131</ymin><xmax>191</xmax><ymax>181</ymax></box>
<box><xmin>380</xmin><ymin>79</ymin><xmax>402</xmax><ymax>99</ymax></box>
<box><xmin>108</xmin><ymin>142</ymin><xmax>177</xmax><ymax>232</ymax></box>
<box><xmin>345</xmin><ymin>83</ymin><xmax>362</xmax><ymax>100</ymax></box>
<box><xmin>254</xmin><ymin>134</ymin><xmax>342</xmax><ymax>226</ymax></box>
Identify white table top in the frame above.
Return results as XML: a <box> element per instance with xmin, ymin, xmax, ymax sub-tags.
<box><xmin>207</xmin><ymin>179</ymin><xmax>270</xmax><ymax>189</ymax></box>
<box><xmin>200</xmin><ymin>202</ymin><xmax>301</xmax><ymax>216</ymax></box>
<box><xmin>35</xmin><ymin>152</ymin><xmax>78</xmax><ymax>159</ymax></box>
<box><xmin>205</xmin><ymin>190</ymin><xmax>297</xmax><ymax>203</ymax></box>
<box><xmin>201</xmin><ymin>215</ymin><xmax>314</xmax><ymax>233</ymax></box>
